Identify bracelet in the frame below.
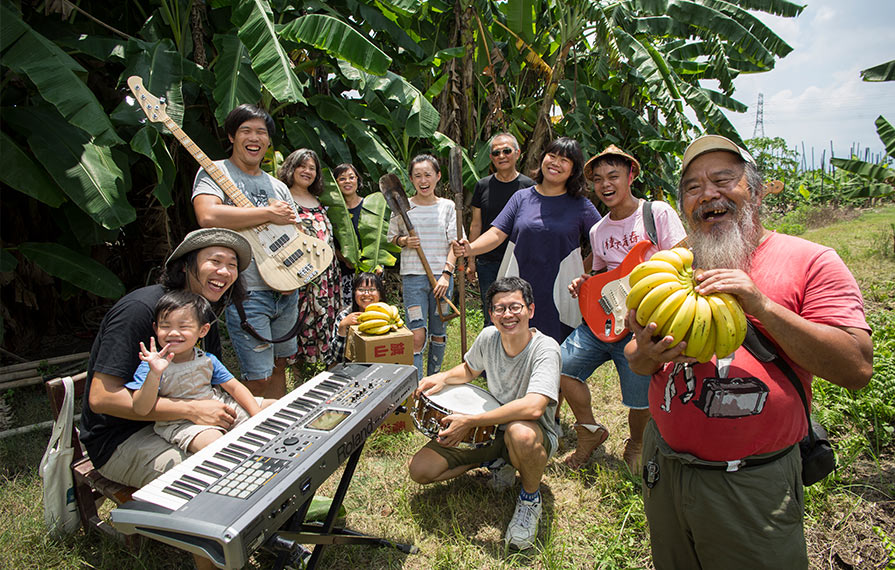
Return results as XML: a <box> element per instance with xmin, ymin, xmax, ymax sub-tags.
<box><xmin>441</xmin><ymin>270</ymin><xmax>452</xmax><ymax>277</ymax></box>
<box><xmin>444</xmin><ymin>262</ymin><xmax>455</xmax><ymax>271</ymax></box>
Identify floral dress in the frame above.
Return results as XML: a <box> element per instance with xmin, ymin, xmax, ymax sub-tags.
<box><xmin>293</xmin><ymin>203</ymin><xmax>343</xmax><ymax>363</ymax></box>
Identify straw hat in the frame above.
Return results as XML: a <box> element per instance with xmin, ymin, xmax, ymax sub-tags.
<box><xmin>681</xmin><ymin>135</ymin><xmax>755</xmax><ymax>176</ymax></box>
<box><xmin>583</xmin><ymin>144</ymin><xmax>641</xmax><ymax>181</ymax></box>
<box><xmin>166</xmin><ymin>228</ymin><xmax>252</xmax><ymax>273</ymax></box>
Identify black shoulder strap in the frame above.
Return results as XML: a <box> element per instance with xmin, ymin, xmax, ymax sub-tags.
<box><xmin>233</xmin><ymin>297</ymin><xmax>303</xmax><ymax>345</ymax></box>
<box><xmin>742</xmin><ymin>321</ymin><xmax>816</xmax><ymax>445</ymax></box>
<box><xmin>642</xmin><ymin>200</ymin><xmax>658</xmax><ymax>245</ymax></box>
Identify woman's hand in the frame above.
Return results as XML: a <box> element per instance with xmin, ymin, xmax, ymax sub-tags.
<box><xmin>434</xmin><ymin>274</ymin><xmax>450</xmax><ymax>299</ymax></box>
<box><xmin>338</xmin><ymin>311</ymin><xmax>362</xmax><ymax>336</ymax></box>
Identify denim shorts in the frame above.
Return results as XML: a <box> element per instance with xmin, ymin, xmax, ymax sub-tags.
<box><xmin>560</xmin><ymin>324</ymin><xmax>650</xmax><ymax>409</ymax></box>
<box><xmin>402</xmin><ymin>273</ymin><xmax>453</xmax><ymax>337</ymax></box>
<box><xmin>225</xmin><ymin>289</ymin><xmax>298</xmax><ymax>381</ymax></box>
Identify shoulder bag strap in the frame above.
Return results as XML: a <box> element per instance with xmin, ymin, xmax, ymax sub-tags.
<box><xmin>233</xmin><ymin>298</ymin><xmax>303</xmax><ymax>345</ymax></box>
<box><xmin>742</xmin><ymin>321</ymin><xmax>816</xmax><ymax>445</ymax></box>
<box><xmin>642</xmin><ymin>200</ymin><xmax>658</xmax><ymax>245</ymax></box>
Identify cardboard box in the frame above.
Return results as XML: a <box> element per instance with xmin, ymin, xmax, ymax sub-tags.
<box><xmin>346</xmin><ymin>325</ymin><xmax>415</xmax><ymax>433</ymax></box>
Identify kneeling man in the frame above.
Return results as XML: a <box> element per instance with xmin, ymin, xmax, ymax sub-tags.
<box><xmin>408</xmin><ymin>276</ymin><xmax>560</xmax><ymax>550</ymax></box>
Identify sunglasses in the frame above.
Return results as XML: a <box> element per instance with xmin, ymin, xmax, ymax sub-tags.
<box><xmin>490</xmin><ymin>147</ymin><xmax>514</xmax><ymax>157</ymax></box>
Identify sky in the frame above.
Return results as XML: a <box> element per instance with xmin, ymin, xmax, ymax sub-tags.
<box><xmin>717</xmin><ymin>0</ymin><xmax>894</xmax><ymax>167</ymax></box>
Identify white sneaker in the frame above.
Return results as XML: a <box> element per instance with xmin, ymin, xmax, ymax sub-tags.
<box><xmin>489</xmin><ymin>464</ymin><xmax>517</xmax><ymax>491</ymax></box>
<box><xmin>504</xmin><ymin>495</ymin><xmax>542</xmax><ymax>550</ymax></box>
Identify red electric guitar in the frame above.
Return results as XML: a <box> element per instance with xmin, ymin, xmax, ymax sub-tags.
<box><xmin>578</xmin><ymin>240</ymin><xmax>654</xmax><ymax>342</ymax></box>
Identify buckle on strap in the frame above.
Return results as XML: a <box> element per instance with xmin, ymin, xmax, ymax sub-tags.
<box><xmin>725</xmin><ymin>460</ymin><xmax>744</xmax><ymax>472</ymax></box>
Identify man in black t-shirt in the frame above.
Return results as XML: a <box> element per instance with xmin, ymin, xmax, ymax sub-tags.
<box><xmin>80</xmin><ymin>228</ymin><xmax>251</xmax><ymax>488</ymax></box>
<box><xmin>468</xmin><ymin>133</ymin><xmax>535</xmax><ymax>325</ymax></box>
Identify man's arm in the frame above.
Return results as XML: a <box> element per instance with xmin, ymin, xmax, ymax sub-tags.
<box><xmin>466</xmin><ymin>206</ymin><xmax>482</xmax><ymax>279</ymax></box>
<box><xmin>696</xmin><ymin>269</ymin><xmax>872</xmax><ymax>389</ymax></box>
<box><xmin>415</xmin><ymin>361</ymin><xmax>479</xmax><ymax>397</ymax></box>
<box><xmin>193</xmin><ymin>194</ymin><xmax>295</xmax><ymax>230</ymax></box>
<box><xmin>90</xmin><ymin>372</ymin><xmax>237</xmax><ymax>428</ymax></box>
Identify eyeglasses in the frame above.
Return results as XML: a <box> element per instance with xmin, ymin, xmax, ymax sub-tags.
<box><xmin>490</xmin><ymin>147</ymin><xmax>515</xmax><ymax>157</ymax></box>
<box><xmin>491</xmin><ymin>303</ymin><xmax>525</xmax><ymax>316</ymax></box>
<box><xmin>356</xmin><ymin>288</ymin><xmax>378</xmax><ymax>295</ymax></box>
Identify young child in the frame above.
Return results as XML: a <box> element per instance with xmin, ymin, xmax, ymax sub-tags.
<box><xmin>328</xmin><ymin>272</ymin><xmax>388</xmax><ymax>364</ymax></box>
<box><xmin>128</xmin><ymin>290</ymin><xmax>273</xmax><ymax>453</ymax></box>
<box><xmin>387</xmin><ymin>154</ymin><xmax>462</xmax><ymax>378</ymax></box>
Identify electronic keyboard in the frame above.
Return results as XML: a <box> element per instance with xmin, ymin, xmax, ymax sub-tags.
<box><xmin>110</xmin><ymin>362</ymin><xmax>416</xmax><ymax>569</ymax></box>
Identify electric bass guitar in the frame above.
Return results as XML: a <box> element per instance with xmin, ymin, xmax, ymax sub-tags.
<box><xmin>127</xmin><ymin>76</ymin><xmax>333</xmax><ymax>292</ymax></box>
<box><xmin>578</xmin><ymin>240</ymin><xmax>653</xmax><ymax>342</ymax></box>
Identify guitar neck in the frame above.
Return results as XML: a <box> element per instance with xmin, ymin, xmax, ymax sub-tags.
<box><xmin>162</xmin><ymin>117</ymin><xmax>256</xmax><ymax>209</ymax></box>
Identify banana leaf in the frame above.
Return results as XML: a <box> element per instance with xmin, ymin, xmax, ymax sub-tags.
<box><xmin>18</xmin><ymin>242</ymin><xmax>125</xmax><ymax>299</ymax></box>
<box><xmin>860</xmin><ymin>59</ymin><xmax>895</xmax><ymax>82</ymax></box>
<box><xmin>130</xmin><ymin>126</ymin><xmax>175</xmax><ymax>207</ymax></box>
<box><xmin>212</xmin><ymin>34</ymin><xmax>263</xmax><ymax>127</ymax></box>
<box><xmin>876</xmin><ymin>116</ymin><xmax>894</xmax><ymax>159</ymax></box>
<box><xmin>278</xmin><ymin>14</ymin><xmax>391</xmax><ymax>75</ymax></box>
<box><xmin>0</xmin><ymin>131</ymin><xmax>65</xmax><ymax>207</ymax></box>
<box><xmin>0</xmin><ymin>3</ymin><xmax>122</xmax><ymax>146</ymax></box>
<box><xmin>830</xmin><ymin>158</ymin><xmax>895</xmax><ymax>182</ymax></box>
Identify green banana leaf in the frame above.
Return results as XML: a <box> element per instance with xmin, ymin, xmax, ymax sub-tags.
<box><xmin>3</xmin><ymin>107</ymin><xmax>135</xmax><ymax>230</ymax></box>
<box><xmin>18</xmin><ymin>242</ymin><xmax>125</xmax><ymax>299</ymax></box>
<box><xmin>356</xmin><ymin>193</ymin><xmax>400</xmax><ymax>272</ymax></box>
<box><xmin>0</xmin><ymin>250</ymin><xmax>18</xmax><ymax>273</ymax></box>
<box><xmin>212</xmin><ymin>34</ymin><xmax>263</xmax><ymax>127</ymax></box>
<box><xmin>304</xmin><ymin>495</ymin><xmax>347</xmax><ymax>522</ymax></box>
<box><xmin>234</xmin><ymin>0</ymin><xmax>307</xmax><ymax>104</ymax></box>
<box><xmin>0</xmin><ymin>131</ymin><xmax>65</xmax><ymax>207</ymax></box>
<box><xmin>130</xmin><ymin>126</ymin><xmax>176</xmax><ymax>207</ymax></box>
<box><xmin>121</xmin><ymin>38</ymin><xmax>187</xmax><ymax>130</ymax></box>
<box><xmin>353</xmin><ymin>3</ymin><xmax>425</xmax><ymax>59</ymax></box>
<box><xmin>860</xmin><ymin>60</ymin><xmax>895</xmax><ymax>82</ymax></box>
<box><xmin>319</xmin><ymin>170</ymin><xmax>398</xmax><ymax>272</ymax></box>
<box><xmin>0</xmin><ymin>4</ymin><xmax>123</xmax><ymax>146</ymax></box>
<box><xmin>830</xmin><ymin>158</ymin><xmax>895</xmax><ymax>182</ymax></box>
<box><xmin>875</xmin><ymin>116</ymin><xmax>895</xmax><ymax>159</ymax></box>
<box><xmin>279</xmin><ymin>14</ymin><xmax>392</xmax><ymax>75</ymax></box>
<box><xmin>843</xmin><ymin>183</ymin><xmax>894</xmax><ymax>199</ymax></box>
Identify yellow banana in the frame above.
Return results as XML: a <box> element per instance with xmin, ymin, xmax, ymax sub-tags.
<box><xmin>717</xmin><ymin>293</ymin><xmax>748</xmax><ymax>350</ymax></box>
<box><xmin>695</xmin><ymin>322</ymin><xmax>717</xmax><ymax>363</ymax></box>
<box><xmin>628</xmin><ymin>260</ymin><xmax>680</xmax><ymax>287</ymax></box>
<box><xmin>707</xmin><ymin>295</ymin><xmax>738</xmax><ymax>358</ymax></box>
<box><xmin>636</xmin><ymin>281</ymin><xmax>686</xmax><ymax>327</ymax></box>
<box><xmin>364</xmin><ymin>302</ymin><xmax>393</xmax><ymax>317</ymax></box>
<box><xmin>663</xmin><ymin>291</ymin><xmax>697</xmax><ymax>346</ymax></box>
<box><xmin>358</xmin><ymin>318</ymin><xmax>390</xmax><ymax>332</ymax></box>
<box><xmin>682</xmin><ymin>294</ymin><xmax>712</xmax><ymax>358</ymax></box>
<box><xmin>649</xmin><ymin>249</ymin><xmax>686</xmax><ymax>273</ymax></box>
<box><xmin>395</xmin><ymin>318</ymin><xmax>405</xmax><ymax>328</ymax></box>
<box><xmin>646</xmin><ymin>287</ymin><xmax>689</xmax><ymax>333</ymax></box>
<box><xmin>358</xmin><ymin>311</ymin><xmax>388</xmax><ymax>323</ymax></box>
<box><xmin>389</xmin><ymin>305</ymin><xmax>400</xmax><ymax>321</ymax></box>
<box><xmin>670</xmin><ymin>247</ymin><xmax>694</xmax><ymax>270</ymax></box>
<box><xmin>626</xmin><ymin>271</ymin><xmax>681</xmax><ymax>310</ymax></box>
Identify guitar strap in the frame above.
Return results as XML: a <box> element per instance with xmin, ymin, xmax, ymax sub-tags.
<box><xmin>233</xmin><ymin>298</ymin><xmax>303</xmax><ymax>345</ymax></box>
<box><xmin>642</xmin><ymin>200</ymin><xmax>658</xmax><ymax>245</ymax></box>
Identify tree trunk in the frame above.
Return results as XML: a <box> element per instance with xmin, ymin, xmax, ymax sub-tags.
<box><xmin>524</xmin><ymin>42</ymin><xmax>572</xmax><ymax>174</ymax></box>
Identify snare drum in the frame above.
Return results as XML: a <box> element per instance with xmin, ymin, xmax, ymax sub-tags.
<box><xmin>412</xmin><ymin>384</ymin><xmax>502</xmax><ymax>447</ymax></box>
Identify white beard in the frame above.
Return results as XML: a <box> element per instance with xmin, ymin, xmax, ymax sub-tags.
<box><xmin>687</xmin><ymin>198</ymin><xmax>761</xmax><ymax>271</ymax></box>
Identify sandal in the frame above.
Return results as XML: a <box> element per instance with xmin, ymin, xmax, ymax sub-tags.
<box><xmin>563</xmin><ymin>423</ymin><xmax>609</xmax><ymax>469</ymax></box>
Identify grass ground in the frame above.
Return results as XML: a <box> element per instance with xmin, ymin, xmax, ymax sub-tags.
<box><xmin>1</xmin><ymin>205</ymin><xmax>893</xmax><ymax>569</ymax></box>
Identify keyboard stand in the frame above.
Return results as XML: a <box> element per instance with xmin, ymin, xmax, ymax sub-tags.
<box><xmin>266</xmin><ymin>443</ymin><xmax>418</xmax><ymax>569</ymax></box>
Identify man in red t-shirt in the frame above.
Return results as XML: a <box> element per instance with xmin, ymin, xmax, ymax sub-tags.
<box><xmin>624</xmin><ymin>135</ymin><xmax>873</xmax><ymax>569</ymax></box>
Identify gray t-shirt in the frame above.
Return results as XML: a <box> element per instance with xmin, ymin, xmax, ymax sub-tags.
<box><xmin>191</xmin><ymin>159</ymin><xmax>292</xmax><ymax>290</ymax></box>
<box><xmin>464</xmin><ymin>326</ymin><xmax>561</xmax><ymax>450</ymax></box>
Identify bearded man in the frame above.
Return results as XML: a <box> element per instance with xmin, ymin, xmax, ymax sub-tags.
<box><xmin>624</xmin><ymin>135</ymin><xmax>873</xmax><ymax>569</ymax></box>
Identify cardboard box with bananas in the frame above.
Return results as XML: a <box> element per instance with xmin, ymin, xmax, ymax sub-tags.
<box><xmin>345</xmin><ymin>303</ymin><xmax>414</xmax><ymax>433</ymax></box>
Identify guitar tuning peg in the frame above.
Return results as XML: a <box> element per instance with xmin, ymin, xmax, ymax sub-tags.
<box><xmin>139</xmin><ymin>118</ymin><xmax>147</xmax><ymax>124</ymax></box>
<box><xmin>159</xmin><ymin>97</ymin><xmax>167</xmax><ymax>105</ymax></box>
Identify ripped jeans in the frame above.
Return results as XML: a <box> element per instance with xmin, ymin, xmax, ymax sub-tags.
<box><xmin>225</xmin><ymin>289</ymin><xmax>298</xmax><ymax>381</ymax></box>
<box><xmin>401</xmin><ymin>273</ymin><xmax>453</xmax><ymax>379</ymax></box>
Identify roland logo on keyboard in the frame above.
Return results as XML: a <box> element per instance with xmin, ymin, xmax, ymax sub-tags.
<box><xmin>337</xmin><ymin>405</ymin><xmax>392</xmax><ymax>462</ymax></box>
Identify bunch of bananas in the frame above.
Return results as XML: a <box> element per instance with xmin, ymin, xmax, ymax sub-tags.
<box><xmin>357</xmin><ymin>302</ymin><xmax>405</xmax><ymax>335</ymax></box>
<box><xmin>625</xmin><ymin>248</ymin><xmax>747</xmax><ymax>362</ymax></box>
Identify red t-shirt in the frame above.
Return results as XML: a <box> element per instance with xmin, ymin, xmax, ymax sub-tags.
<box><xmin>649</xmin><ymin>232</ymin><xmax>869</xmax><ymax>461</ymax></box>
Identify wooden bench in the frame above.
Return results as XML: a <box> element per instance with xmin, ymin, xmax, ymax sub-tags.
<box><xmin>45</xmin><ymin>372</ymin><xmax>138</xmax><ymax>539</ymax></box>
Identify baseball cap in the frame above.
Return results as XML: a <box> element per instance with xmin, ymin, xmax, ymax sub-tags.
<box><xmin>681</xmin><ymin>135</ymin><xmax>756</xmax><ymax>176</ymax></box>
<box><xmin>166</xmin><ymin>228</ymin><xmax>252</xmax><ymax>273</ymax></box>
<box><xmin>583</xmin><ymin>144</ymin><xmax>641</xmax><ymax>181</ymax></box>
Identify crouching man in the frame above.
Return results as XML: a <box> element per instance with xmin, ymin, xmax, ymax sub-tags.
<box><xmin>408</xmin><ymin>276</ymin><xmax>560</xmax><ymax>550</ymax></box>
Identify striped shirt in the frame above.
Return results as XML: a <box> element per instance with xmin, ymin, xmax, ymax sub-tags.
<box><xmin>387</xmin><ymin>198</ymin><xmax>462</xmax><ymax>275</ymax></box>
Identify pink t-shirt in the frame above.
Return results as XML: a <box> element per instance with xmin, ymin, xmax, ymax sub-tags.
<box><xmin>589</xmin><ymin>200</ymin><xmax>687</xmax><ymax>271</ymax></box>
<box><xmin>649</xmin><ymin>232</ymin><xmax>869</xmax><ymax>461</ymax></box>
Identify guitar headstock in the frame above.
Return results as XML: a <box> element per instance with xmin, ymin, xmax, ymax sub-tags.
<box><xmin>127</xmin><ymin>76</ymin><xmax>168</xmax><ymax>124</ymax></box>
<box><xmin>763</xmin><ymin>180</ymin><xmax>783</xmax><ymax>196</ymax></box>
